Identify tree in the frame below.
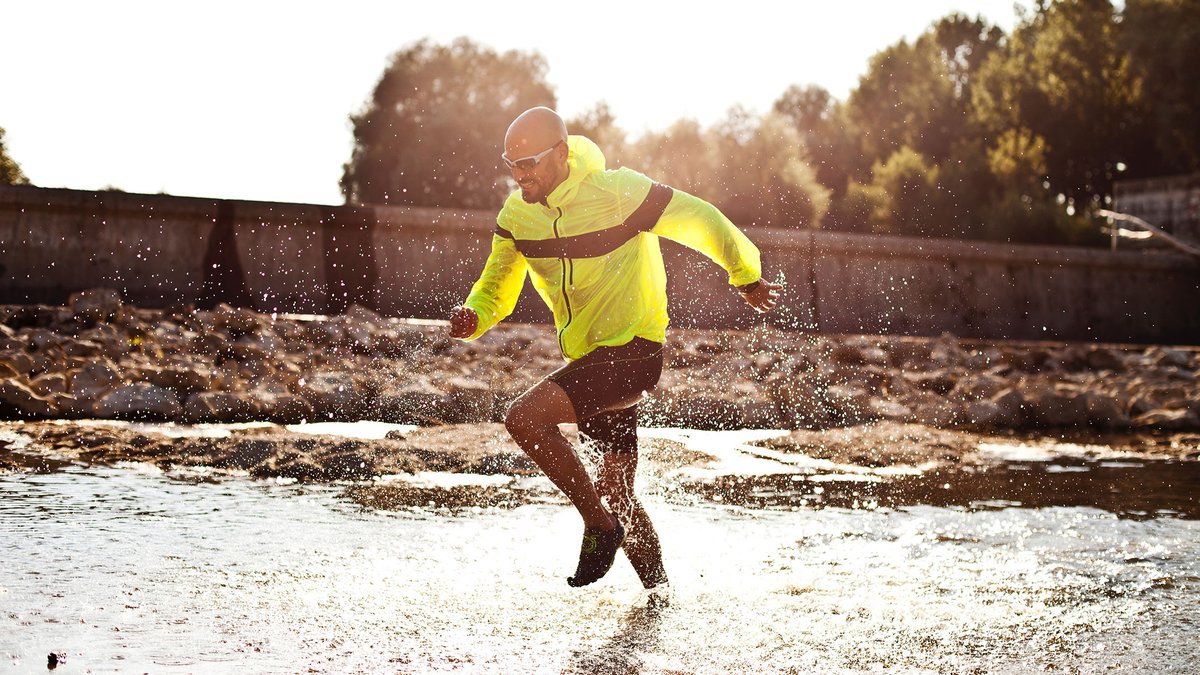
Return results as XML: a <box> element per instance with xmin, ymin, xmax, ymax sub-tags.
<box><xmin>341</xmin><ymin>38</ymin><xmax>556</xmax><ymax>209</ymax></box>
<box><xmin>565</xmin><ymin>101</ymin><xmax>628</xmax><ymax>167</ymax></box>
<box><xmin>0</xmin><ymin>127</ymin><xmax>29</xmax><ymax>186</ymax></box>
<box><xmin>972</xmin><ymin>0</ymin><xmax>1147</xmax><ymax>208</ymax></box>
<box><xmin>1120</xmin><ymin>0</ymin><xmax>1200</xmax><ymax>174</ymax></box>
<box><xmin>846</xmin><ymin>14</ymin><xmax>1003</xmax><ymax>168</ymax></box>
<box><xmin>773</xmin><ymin>84</ymin><xmax>862</xmax><ymax>204</ymax></box>
<box><xmin>852</xmin><ymin>146</ymin><xmax>943</xmax><ymax>236</ymax></box>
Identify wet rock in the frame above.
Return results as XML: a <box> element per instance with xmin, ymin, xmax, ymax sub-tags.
<box><xmin>909</xmin><ymin>391</ymin><xmax>963</xmax><ymax>427</ymax></box>
<box><xmin>69</xmin><ymin>287</ymin><xmax>123</xmax><ymax>322</ymax></box>
<box><xmin>1086</xmin><ymin>347</ymin><xmax>1126</xmax><ymax>372</ymax></box>
<box><xmin>250</xmin><ymin>389</ymin><xmax>313</xmax><ymax>424</ymax></box>
<box><xmin>1132</xmin><ymin>408</ymin><xmax>1200</xmax><ymax>431</ymax></box>
<box><xmin>822</xmin><ymin>384</ymin><xmax>875</xmax><ymax>426</ymax></box>
<box><xmin>92</xmin><ymin>383</ymin><xmax>182</xmax><ymax>418</ymax></box>
<box><xmin>904</xmin><ymin>370</ymin><xmax>957</xmax><ymax>395</ymax></box>
<box><xmin>184</xmin><ymin>391</ymin><xmax>260</xmax><ymax>423</ymax></box>
<box><xmin>1153</xmin><ymin>348</ymin><xmax>1194</xmax><ymax>370</ymax></box>
<box><xmin>70</xmin><ymin>360</ymin><xmax>124</xmax><ymax>400</ymax></box>
<box><xmin>930</xmin><ymin>334</ymin><xmax>964</xmax><ymax>367</ymax></box>
<box><xmin>301</xmin><ymin>371</ymin><xmax>364</xmax><ymax>419</ymax></box>
<box><xmin>377</xmin><ymin>382</ymin><xmax>444</xmax><ymax>424</ymax></box>
<box><xmin>0</xmin><ymin>379</ymin><xmax>58</xmax><ymax>416</ymax></box>
<box><xmin>949</xmin><ymin>373</ymin><xmax>1008</xmax><ymax>402</ymax></box>
<box><xmin>1021</xmin><ymin>383</ymin><xmax>1088</xmax><ymax>427</ymax></box>
<box><xmin>442</xmin><ymin>376</ymin><xmax>496</xmax><ymax>424</ymax></box>
<box><xmin>870</xmin><ymin>398</ymin><xmax>915</xmax><ymax>423</ymax></box>
<box><xmin>206</xmin><ymin>303</ymin><xmax>260</xmax><ymax>336</ymax></box>
<box><xmin>1082</xmin><ymin>391</ymin><xmax>1130</xmax><ymax>429</ymax></box>
<box><xmin>144</xmin><ymin>364</ymin><xmax>217</xmax><ymax>396</ymax></box>
<box><xmin>29</xmin><ymin>372</ymin><xmax>69</xmax><ymax>397</ymax></box>
<box><xmin>0</xmin><ymin>350</ymin><xmax>34</xmax><ymax>378</ymax></box>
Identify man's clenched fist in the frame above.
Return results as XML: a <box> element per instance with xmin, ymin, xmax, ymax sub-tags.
<box><xmin>448</xmin><ymin>306</ymin><xmax>478</xmax><ymax>339</ymax></box>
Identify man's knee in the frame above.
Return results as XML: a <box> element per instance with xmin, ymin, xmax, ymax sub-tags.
<box><xmin>504</xmin><ymin>399</ymin><xmax>538</xmax><ymax>441</ymax></box>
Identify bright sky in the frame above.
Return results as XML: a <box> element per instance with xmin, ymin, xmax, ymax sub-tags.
<box><xmin>3</xmin><ymin>1</ymin><xmax>1033</xmax><ymax>205</ymax></box>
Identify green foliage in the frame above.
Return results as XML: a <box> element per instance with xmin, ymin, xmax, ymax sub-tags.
<box><xmin>859</xmin><ymin>147</ymin><xmax>943</xmax><ymax>237</ymax></box>
<box><xmin>629</xmin><ymin>110</ymin><xmax>829</xmax><ymax>229</ymax></box>
<box><xmin>340</xmin><ymin>38</ymin><xmax>555</xmax><ymax>208</ymax></box>
<box><xmin>979</xmin><ymin>189</ymin><xmax>1104</xmax><ymax>246</ymax></box>
<box><xmin>972</xmin><ymin>0</ymin><xmax>1147</xmax><ymax>207</ymax></box>
<box><xmin>0</xmin><ymin>127</ymin><xmax>30</xmax><ymax>186</ymax></box>
<box><xmin>1120</xmin><ymin>0</ymin><xmax>1200</xmax><ymax>173</ymax></box>
<box><xmin>846</xmin><ymin>14</ymin><xmax>1002</xmax><ymax>167</ymax></box>
<box><xmin>565</xmin><ymin>102</ymin><xmax>628</xmax><ymax>167</ymax></box>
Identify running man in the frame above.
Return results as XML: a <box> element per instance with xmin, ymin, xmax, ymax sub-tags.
<box><xmin>449</xmin><ymin>107</ymin><xmax>780</xmax><ymax>588</ymax></box>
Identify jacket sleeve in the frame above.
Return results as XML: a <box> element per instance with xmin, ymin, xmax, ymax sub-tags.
<box><xmin>650</xmin><ymin>187</ymin><xmax>762</xmax><ymax>287</ymax></box>
<box><xmin>461</xmin><ymin>232</ymin><xmax>528</xmax><ymax>340</ymax></box>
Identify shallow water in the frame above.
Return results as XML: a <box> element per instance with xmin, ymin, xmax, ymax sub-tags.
<box><xmin>2</xmin><ymin>431</ymin><xmax>1200</xmax><ymax>673</ymax></box>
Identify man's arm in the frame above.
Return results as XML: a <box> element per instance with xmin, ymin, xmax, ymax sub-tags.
<box><xmin>649</xmin><ymin>186</ymin><xmax>781</xmax><ymax>311</ymax></box>
<box><xmin>450</xmin><ymin>233</ymin><xmax>527</xmax><ymax>340</ymax></box>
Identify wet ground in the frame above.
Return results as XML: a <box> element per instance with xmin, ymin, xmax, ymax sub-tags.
<box><xmin>1</xmin><ymin>422</ymin><xmax>1198</xmax><ymax>673</ymax></box>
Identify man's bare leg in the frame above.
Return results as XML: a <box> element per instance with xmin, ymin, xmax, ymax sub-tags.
<box><xmin>505</xmin><ymin>380</ymin><xmax>615</xmax><ymax>531</ymax></box>
<box><xmin>598</xmin><ymin>452</ymin><xmax>668</xmax><ymax>588</ymax></box>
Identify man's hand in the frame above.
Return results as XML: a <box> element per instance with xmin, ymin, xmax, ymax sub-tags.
<box><xmin>737</xmin><ymin>279</ymin><xmax>782</xmax><ymax>313</ymax></box>
<box><xmin>448</xmin><ymin>306</ymin><xmax>478</xmax><ymax>339</ymax></box>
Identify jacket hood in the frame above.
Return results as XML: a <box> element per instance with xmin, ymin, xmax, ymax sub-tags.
<box><xmin>546</xmin><ymin>135</ymin><xmax>605</xmax><ymax>208</ymax></box>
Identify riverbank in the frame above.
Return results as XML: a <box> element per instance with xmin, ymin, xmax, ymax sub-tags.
<box><xmin>2</xmin><ymin>290</ymin><xmax>1200</xmax><ymax>434</ymax></box>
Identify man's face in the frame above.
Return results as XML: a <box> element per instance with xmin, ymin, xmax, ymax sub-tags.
<box><xmin>504</xmin><ymin>139</ymin><xmax>567</xmax><ymax>204</ymax></box>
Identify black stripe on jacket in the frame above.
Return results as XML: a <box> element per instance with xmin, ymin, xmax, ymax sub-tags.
<box><xmin>493</xmin><ymin>182</ymin><xmax>674</xmax><ymax>259</ymax></box>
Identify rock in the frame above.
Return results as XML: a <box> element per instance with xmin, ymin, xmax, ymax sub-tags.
<box><xmin>92</xmin><ymin>383</ymin><xmax>182</xmax><ymax>418</ymax></box>
<box><xmin>29</xmin><ymin>372</ymin><xmax>69</xmax><ymax>396</ymax></box>
<box><xmin>184</xmin><ymin>391</ymin><xmax>260</xmax><ymax>422</ymax></box>
<box><xmin>1021</xmin><ymin>383</ymin><xmax>1088</xmax><ymax>427</ymax></box>
<box><xmin>870</xmin><ymin>398</ymin><xmax>914</xmax><ymax>422</ymax></box>
<box><xmin>441</xmin><ymin>376</ymin><xmax>496</xmax><ymax>424</ymax></box>
<box><xmin>207</xmin><ymin>303</ymin><xmax>260</xmax><ymax>336</ymax></box>
<box><xmin>70</xmin><ymin>361</ymin><xmax>124</xmax><ymax>401</ymax></box>
<box><xmin>301</xmin><ymin>371</ymin><xmax>363</xmax><ymax>419</ymax></box>
<box><xmin>949</xmin><ymin>373</ymin><xmax>1008</xmax><ymax>402</ymax></box>
<box><xmin>1153</xmin><ymin>348</ymin><xmax>1194</xmax><ymax>370</ymax></box>
<box><xmin>908</xmin><ymin>391</ymin><xmax>963</xmax><ymax>427</ymax></box>
<box><xmin>0</xmin><ymin>350</ymin><xmax>34</xmax><ymax>378</ymax></box>
<box><xmin>822</xmin><ymin>384</ymin><xmax>875</xmax><ymax>426</ymax></box>
<box><xmin>145</xmin><ymin>364</ymin><xmax>216</xmax><ymax>396</ymax></box>
<box><xmin>904</xmin><ymin>370</ymin><xmax>958</xmax><ymax>395</ymax></box>
<box><xmin>377</xmin><ymin>382</ymin><xmax>443</xmax><ymax>424</ymax></box>
<box><xmin>930</xmin><ymin>333</ymin><xmax>964</xmax><ymax>367</ymax></box>
<box><xmin>0</xmin><ymin>379</ymin><xmax>58</xmax><ymax>416</ymax></box>
<box><xmin>1082</xmin><ymin>391</ymin><xmax>1130</xmax><ymax>429</ymax></box>
<box><xmin>1132</xmin><ymin>408</ymin><xmax>1200</xmax><ymax>431</ymax></box>
<box><xmin>251</xmin><ymin>389</ymin><xmax>313</xmax><ymax>423</ymax></box>
<box><xmin>1085</xmin><ymin>347</ymin><xmax>1126</xmax><ymax>371</ymax></box>
<box><xmin>343</xmin><ymin>303</ymin><xmax>383</xmax><ymax>325</ymax></box>
<box><xmin>20</xmin><ymin>328</ymin><xmax>65</xmax><ymax>351</ymax></box>
<box><xmin>69</xmin><ymin>288</ymin><xmax>123</xmax><ymax>322</ymax></box>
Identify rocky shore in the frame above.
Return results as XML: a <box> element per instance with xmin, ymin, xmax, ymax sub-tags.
<box><xmin>2</xmin><ymin>289</ymin><xmax>1197</xmax><ymax>435</ymax></box>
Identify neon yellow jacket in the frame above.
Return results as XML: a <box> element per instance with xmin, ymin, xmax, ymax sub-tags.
<box><xmin>462</xmin><ymin>135</ymin><xmax>761</xmax><ymax>360</ymax></box>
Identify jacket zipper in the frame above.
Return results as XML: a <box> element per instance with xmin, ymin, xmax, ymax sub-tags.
<box><xmin>553</xmin><ymin>206</ymin><xmax>574</xmax><ymax>357</ymax></box>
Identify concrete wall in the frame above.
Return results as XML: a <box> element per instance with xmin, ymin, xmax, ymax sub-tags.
<box><xmin>2</xmin><ymin>185</ymin><xmax>1198</xmax><ymax>344</ymax></box>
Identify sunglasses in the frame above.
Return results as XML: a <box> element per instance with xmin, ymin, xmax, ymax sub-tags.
<box><xmin>501</xmin><ymin>140</ymin><xmax>564</xmax><ymax>171</ymax></box>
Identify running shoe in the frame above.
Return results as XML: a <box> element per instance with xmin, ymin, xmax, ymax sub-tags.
<box><xmin>567</xmin><ymin>514</ymin><xmax>625</xmax><ymax>587</ymax></box>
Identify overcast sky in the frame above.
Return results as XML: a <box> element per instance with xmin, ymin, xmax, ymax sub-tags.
<box><xmin>3</xmin><ymin>0</ymin><xmax>1034</xmax><ymax>205</ymax></box>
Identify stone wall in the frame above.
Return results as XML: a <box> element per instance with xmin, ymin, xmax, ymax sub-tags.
<box><xmin>2</xmin><ymin>185</ymin><xmax>1198</xmax><ymax>344</ymax></box>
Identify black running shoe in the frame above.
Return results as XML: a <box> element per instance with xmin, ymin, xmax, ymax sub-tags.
<box><xmin>567</xmin><ymin>514</ymin><xmax>626</xmax><ymax>587</ymax></box>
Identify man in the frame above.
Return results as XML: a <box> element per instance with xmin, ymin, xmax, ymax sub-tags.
<box><xmin>449</xmin><ymin>107</ymin><xmax>780</xmax><ymax>589</ymax></box>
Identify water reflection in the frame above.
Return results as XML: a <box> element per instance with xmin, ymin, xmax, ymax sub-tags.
<box><xmin>567</xmin><ymin>602</ymin><xmax>666</xmax><ymax>675</ymax></box>
<box><xmin>683</xmin><ymin>459</ymin><xmax>1200</xmax><ymax>519</ymax></box>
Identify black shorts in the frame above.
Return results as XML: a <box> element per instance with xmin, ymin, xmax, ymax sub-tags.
<box><xmin>545</xmin><ymin>337</ymin><xmax>664</xmax><ymax>455</ymax></box>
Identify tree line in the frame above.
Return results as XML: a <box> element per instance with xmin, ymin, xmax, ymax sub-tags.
<box><xmin>341</xmin><ymin>0</ymin><xmax>1200</xmax><ymax>246</ymax></box>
